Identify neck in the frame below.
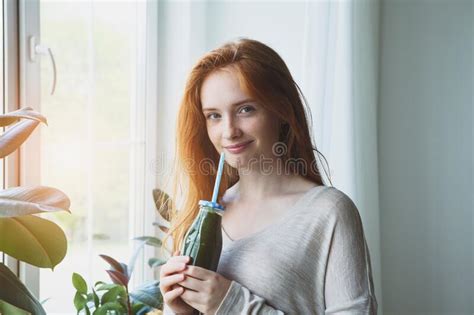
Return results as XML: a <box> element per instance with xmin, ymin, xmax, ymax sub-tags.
<box><xmin>232</xmin><ymin>157</ymin><xmax>302</xmax><ymax>202</ymax></box>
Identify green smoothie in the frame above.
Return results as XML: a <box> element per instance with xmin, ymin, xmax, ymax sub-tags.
<box><xmin>180</xmin><ymin>200</ymin><xmax>224</xmax><ymax>272</ymax></box>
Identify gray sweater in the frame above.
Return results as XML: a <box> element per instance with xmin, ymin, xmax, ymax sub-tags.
<box><xmin>164</xmin><ymin>185</ymin><xmax>378</xmax><ymax>314</ymax></box>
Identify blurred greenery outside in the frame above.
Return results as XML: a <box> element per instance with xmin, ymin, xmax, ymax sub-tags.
<box><xmin>38</xmin><ymin>2</ymin><xmax>142</xmax><ymax>313</ymax></box>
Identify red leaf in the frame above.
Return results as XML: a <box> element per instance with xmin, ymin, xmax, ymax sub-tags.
<box><xmin>106</xmin><ymin>269</ymin><xmax>129</xmax><ymax>287</ymax></box>
<box><xmin>99</xmin><ymin>254</ymin><xmax>126</xmax><ymax>274</ymax></box>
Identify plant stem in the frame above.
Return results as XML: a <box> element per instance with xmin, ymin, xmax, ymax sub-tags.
<box><xmin>125</xmin><ymin>286</ymin><xmax>132</xmax><ymax>315</ymax></box>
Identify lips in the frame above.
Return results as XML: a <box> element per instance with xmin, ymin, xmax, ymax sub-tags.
<box><xmin>225</xmin><ymin>140</ymin><xmax>253</xmax><ymax>149</ymax></box>
<box><xmin>224</xmin><ymin>140</ymin><xmax>254</xmax><ymax>153</ymax></box>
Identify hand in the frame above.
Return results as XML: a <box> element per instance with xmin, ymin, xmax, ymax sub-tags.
<box><xmin>159</xmin><ymin>250</ymin><xmax>196</xmax><ymax>314</ymax></box>
<box><xmin>176</xmin><ymin>263</ymin><xmax>232</xmax><ymax>315</ymax></box>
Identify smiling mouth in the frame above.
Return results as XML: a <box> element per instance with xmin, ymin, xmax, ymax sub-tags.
<box><xmin>224</xmin><ymin>140</ymin><xmax>254</xmax><ymax>153</ymax></box>
<box><xmin>225</xmin><ymin>140</ymin><xmax>253</xmax><ymax>149</ymax></box>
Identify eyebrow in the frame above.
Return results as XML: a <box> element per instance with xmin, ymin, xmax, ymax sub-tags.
<box><xmin>202</xmin><ymin>99</ymin><xmax>255</xmax><ymax>112</ymax></box>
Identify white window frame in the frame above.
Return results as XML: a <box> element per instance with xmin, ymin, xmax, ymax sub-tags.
<box><xmin>2</xmin><ymin>0</ymin><xmax>26</xmax><ymax>286</ymax></box>
<box><xmin>16</xmin><ymin>0</ymin><xmax>160</xmax><ymax>302</ymax></box>
<box><xmin>18</xmin><ymin>0</ymin><xmax>41</xmax><ymax>297</ymax></box>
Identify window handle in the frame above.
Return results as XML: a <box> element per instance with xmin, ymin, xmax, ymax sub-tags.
<box><xmin>29</xmin><ymin>36</ymin><xmax>57</xmax><ymax>95</ymax></box>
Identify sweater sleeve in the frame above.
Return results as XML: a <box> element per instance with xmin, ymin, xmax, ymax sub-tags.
<box><xmin>163</xmin><ymin>303</ymin><xmax>175</xmax><ymax>315</ymax></box>
<box><xmin>324</xmin><ymin>194</ymin><xmax>378</xmax><ymax>314</ymax></box>
<box><xmin>163</xmin><ymin>303</ymin><xmax>199</xmax><ymax>315</ymax></box>
<box><xmin>162</xmin><ymin>303</ymin><xmax>179</xmax><ymax>315</ymax></box>
<box><xmin>162</xmin><ymin>282</ymin><xmax>283</xmax><ymax>315</ymax></box>
<box><xmin>215</xmin><ymin>280</ymin><xmax>285</xmax><ymax>315</ymax></box>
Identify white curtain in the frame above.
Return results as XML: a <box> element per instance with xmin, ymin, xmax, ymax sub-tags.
<box><xmin>300</xmin><ymin>1</ymin><xmax>383</xmax><ymax>310</ymax></box>
<box><xmin>157</xmin><ymin>0</ymin><xmax>383</xmax><ymax>311</ymax></box>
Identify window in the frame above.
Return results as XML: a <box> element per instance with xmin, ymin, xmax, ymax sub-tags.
<box><xmin>18</xmin><ymin>1</ymin><xmax>159</xmax><ymax>313</ymax></box>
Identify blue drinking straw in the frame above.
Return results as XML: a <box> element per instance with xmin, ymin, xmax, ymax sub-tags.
<box><xmin>212</xmin><ymin>152</ymin><xmax>225</xmax><ymax>203</ymax></box>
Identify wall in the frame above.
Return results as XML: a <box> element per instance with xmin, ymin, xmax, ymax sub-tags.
<box><xmin>378</xmin><ymin>1</ymin><xmax>473</xmax><ymax>313</ymax></box>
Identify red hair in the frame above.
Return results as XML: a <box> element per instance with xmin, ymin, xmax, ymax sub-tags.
<box><xmin>162</xmin><ymin>38</ymin><xmax>329</xmax><ymax>254</ymax></box>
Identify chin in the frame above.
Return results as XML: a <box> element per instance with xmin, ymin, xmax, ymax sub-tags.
<box><xmin>224</xmin><ymin>155</ymin><xmax>245</xmax><ymax>169</ymax></box>
<box><xmin>225</xmin><ymin>153</ymin><xmax>259</xmax><ymax>171</ymax></box>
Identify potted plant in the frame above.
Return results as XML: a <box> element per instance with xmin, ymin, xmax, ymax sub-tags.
<box><xmin>70</xmin><ymin>189</ymin><xmax>173</xmax><ymax>315</ymax></box>
<box><xmin>0</xmin><ymin>107</ymin><xmax>71</xmax><ymax>314</ymax></box>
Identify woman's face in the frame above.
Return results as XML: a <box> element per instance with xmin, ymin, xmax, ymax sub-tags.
<box><xmin>200</xmin><ymin>68</ymin><xmax>281</xmax><ymax>169</ymax></box>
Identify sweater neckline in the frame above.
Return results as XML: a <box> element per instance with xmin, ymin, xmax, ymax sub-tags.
<box><xmin>221</xmin><ymin>184</ymin><xmax>326</xmax><ymax>249</ymax></box>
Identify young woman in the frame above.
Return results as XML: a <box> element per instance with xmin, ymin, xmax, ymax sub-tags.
<box><xmin>159</xmin><ymin>38</ymin><xmax>377</xmax><ymax>314</ymax></box>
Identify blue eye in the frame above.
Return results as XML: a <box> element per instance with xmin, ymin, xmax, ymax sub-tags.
<box><xmin>205</xmin><ymin>105</ymin><xmax>254</xmax><ymax>120</ymax></box>
<box><xmin>239</xmin><ymin>105</ymin><xmax>254</xmax><ymax>113</ymax></box>
<box><xmin>206</xmin><ymin>113</ymin><xmax>220</xmax><ymax>120</ymax></box>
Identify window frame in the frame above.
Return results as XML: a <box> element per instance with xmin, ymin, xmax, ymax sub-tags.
<box><xmin>15</xmin><ymin>0</ymin><xmax>160</xmax><ymax>305</ymax></box>
<box><xmin>1</xmin><ymin>0</ymin><xmax>29</xmax><ymax>290</ymax></box>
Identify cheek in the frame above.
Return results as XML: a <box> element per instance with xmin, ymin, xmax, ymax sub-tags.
<box><xmin>245</xmin><ymin>119</ymin><xmax>261</xmax><ymax>134</ymax></box>
<box><xmin>257</xmin><ymin>119</ymin><xmax>280</xmax><ymax>142</ymax></box>
<box><xmin>206</xmin><ymin>124</ymin><xmax>219</xmax><ymax>145</ymax></box>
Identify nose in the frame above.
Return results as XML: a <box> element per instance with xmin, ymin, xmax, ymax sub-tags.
<box><xmin>222</xmin><ymin>116</ymin><xmax>242</xmax><ymax>140</ymax></box>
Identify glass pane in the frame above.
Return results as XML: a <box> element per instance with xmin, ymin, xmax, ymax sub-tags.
<box><xmin>38</xmin><ymin>1</ymin><xmax>139</xmax><ymax>313</ymax></box>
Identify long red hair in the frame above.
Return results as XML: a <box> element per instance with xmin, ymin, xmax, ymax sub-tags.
<box><xmin>162</xmin><ymin>38</ymin><xmax>330</xmax><ymax>254</ymax></box>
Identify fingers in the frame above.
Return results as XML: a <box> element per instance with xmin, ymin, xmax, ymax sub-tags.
<box><xmin>177</xmin><ymin>273</ymin><xmax>202</xmax><ymax>292</ymax></box>
<box><xmin>163</xmin><ymin>284</ymin><xmax>185</xmax><ymax>304</ymax></box>
<box><xmin>160</xmin><ymin>254</ymin><xmax>190</xmax><ymax>278</ymax></box>
<box><xmin>159</xmin><ymin>250</ymin><xmax>192</xmax><ymax>297</ymax></box>
<box><xmin>182</xmin><ymin>265</ymin><xmax>208</xmax><ymax>281</ymax></box>
<box><xmin>160</xmin><ymin>273</ymin><xmax>185</xmax><ymax>292</ymax></box>
<box><xmin>160</xmin><ymin>259</ymin><xmax>189</xmax><ymax>277</ymax></box>
<box><xmin>180</xmin><ymin>287</ymin><xmax>201</xmax><ymax>304</ymax></box>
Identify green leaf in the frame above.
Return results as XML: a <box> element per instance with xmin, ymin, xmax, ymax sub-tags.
<box><xmin>0</xmin><ymin>107</ymin><xmax>47</xmax><ymax>127</ymax></box>
<box><xmin>94</xmin><ymin>302</ymin><xmax>125</xmax><ymax>315</ymax></box>
<box><xmin>100</xmin><ymin>286</ymin><xmax>124</xmax><ymax>305</ymax></box>
<box><xmin>72</xmin><ymin>273</ymin><xmax>88</xmax><ymax>294</ymax></box>
<box><xmin>92</xmin><ymin>289</ymin><xmax>100</xmax><ymax>309</ymax></box>
<box><xmin>73</xmin><ymin>291</ymin><xmax>87</xmax><ymax>311</ymax></box>
<box><xmin>95</xmin><ymin>283</ymin><xmax>120</xmax><ymax>291</ymax></box>
<box><xmin>94</xmin><ymin>281</ymin><xmax>106</xmax><ymax>287</ymax></box>
<box><xmin>131</xmin><ymin>302</ymin><xmax>149</xmax><ymax>314</ymax></box>
<box><xmin>133</xmin><ymin>236</ymin><xmax>162</xmax><ymax>248</ymax></box>
<box><xmin>148</xmin><ymin>257</ymin><xmax>166</xmax><ymax>268</ymax></box>
<box><xmin>0</xmin><ymin>263</ymin><xmax>46</xmax><ymax>315</ymax></box>
<box><xmin>0</xmin><ymin>120</ymin><xmax>40</xmax><ymax>159</ymax></box>
<box><xmin>152</xmin><ymin>188</ymin><xmax>173</xmax><ymax>221</ymax></box>
<box><xmin>129</xmin><ymin>281</ymin><xmax>163</xmax><ymax>309</ymax></box>
<box><xmin>0</xmin><ymin>186</ymin><xmax>70</xmax><ymax>217</ymax></box>
<box><xmin>0</xmin><ymin>299</ymin><xmax>31</xmax><ymax>315</ymax></box>
<box><xmin>0</xmin><ymin>215</ymin><xmax>67</xmax><ymax>269</ymax></box>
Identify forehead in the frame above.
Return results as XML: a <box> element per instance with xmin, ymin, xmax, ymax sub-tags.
<box><xmin>200</xmin><ymin>69</ymin><xmax>252</xmax><ymax>110</ymax></box>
